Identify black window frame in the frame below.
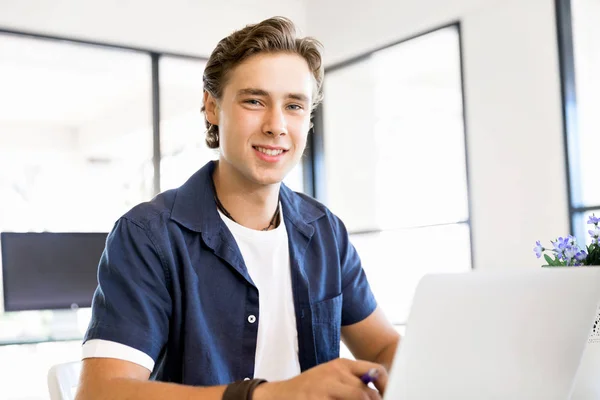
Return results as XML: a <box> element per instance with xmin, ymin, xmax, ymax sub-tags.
<box><xmin>312</xmin><ymin>22</ymin><xmax>475</xmax><ymax>271</ymax></box>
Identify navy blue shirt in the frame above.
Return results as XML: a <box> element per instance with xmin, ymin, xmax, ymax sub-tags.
<box><xmin>84</xmin><ymin>160</ymin><xmax>377</xmax><ymax>385</ymax></box>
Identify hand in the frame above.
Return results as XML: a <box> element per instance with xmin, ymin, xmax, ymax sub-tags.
<box><xmin>253</xmin><ymin>358</ymin><xmax>388</xmax><ymax>400</ymax></box>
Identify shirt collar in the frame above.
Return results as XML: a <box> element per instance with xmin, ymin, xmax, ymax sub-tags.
<box><xmin>170</xmin><ymin>160</ymin><xmax>325</xmax><ymax>236</ymax></box>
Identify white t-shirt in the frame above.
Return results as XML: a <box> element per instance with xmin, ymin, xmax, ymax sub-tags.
<box><xmin>219</xmin><ymin>204</ymin><xmax>300</xmax><ymax>380</ymax></box>
<box><xmin>82</xmin><ymin>204</ymin><xmax>301</xmax><ymax>381</ymax></box>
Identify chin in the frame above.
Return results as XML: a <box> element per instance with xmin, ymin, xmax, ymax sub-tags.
<box><xmin>250</xmin><ymin>168</ymin><xmax>288</xmax><ymax>186</ymax></box>
<box><xmin>253</xmin><ymin>174</ymin><xmax>284</xmax><ymax>186</ymax></box>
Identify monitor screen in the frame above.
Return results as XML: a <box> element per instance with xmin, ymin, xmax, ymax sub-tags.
<box><xmin>1</xmin><ymin>232</ymin><xmax>107</xmax><ymax>312</ymax></box>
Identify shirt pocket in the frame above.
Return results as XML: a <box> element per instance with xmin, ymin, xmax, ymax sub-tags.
<box><xmin>311</xmin><ymin>293</ymin><xmax>342</xmax><ymax>364</ymax></box>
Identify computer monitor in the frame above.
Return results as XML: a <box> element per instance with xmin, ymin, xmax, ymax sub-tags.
<box><xmin>0</xmin><ymin>232</ymin><xmax>107</xmax><ymax>312</ymax></box>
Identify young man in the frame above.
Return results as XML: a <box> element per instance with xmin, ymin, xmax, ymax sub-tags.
<box><xmin>76</xmin><ymin>16</ymin><xmax>400</xmax><ymax>400</ymax></box>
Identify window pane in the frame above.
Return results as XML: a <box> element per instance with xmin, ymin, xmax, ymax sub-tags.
<box><xmin>571</xmin><ymin>0</ymin><xmax>600</xmax><ymax>207</ymax></box>
<box><xmin>159</xmin><ymin>56</ymin><xmax>217</xmax><ymax>191</ymax></box>
<box><xmin>0</xmin><ymin>35</ymin><xmax>153</xmax><ymax>233</ymax></box>
<box><xmin>351</xmin><ymin>223</ymin><xmax>471</xmax><ymax>324</ymax></box>
<box><xmin>323</xmin><ymin>26</ymin><xmax>468</xmax><ymax>231</ymax></box>
<box><xmin>0</xmin><ymin>34</ymin><xmax>153</xmax><ymax>400</ymax></box>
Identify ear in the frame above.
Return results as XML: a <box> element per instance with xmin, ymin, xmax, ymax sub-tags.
<box><xmin>203</xmin><ymin>91</ymin><xmax>220</xmax><ymax>126</ymax></box>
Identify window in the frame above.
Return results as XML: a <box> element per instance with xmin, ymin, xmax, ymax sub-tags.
<box><xmin>0</xmin><ymin>33</ymin><xmax>155</xmax><ymax>399</ymax></box>
<box><xmin>159</xmin><ymin>56</ymin><xmax>216</xmax><ymax>191</ymax></box>
<box><xmin>557</xmin><ymin>0</ymin><xmax>600</xmax><ymax>242</ymax></box>
<box><xmin>0</xmin><ymin>35</ymin><xmax>153</xmax><ymax>234</ymax></box>
<box><xmin>321</xmin><ymin>25</ymin><xmax>471</xmax><ymax>324</ymax></box>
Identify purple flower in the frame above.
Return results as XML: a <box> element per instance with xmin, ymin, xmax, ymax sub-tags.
<box><xmin>589</xmin><ymin>226</ymin><xmax>600</xmax><ymax>243</ymax></box>
<box><xmin>575</xmin><ymin>250</ymin><xmax>588</xmax><ymax>262</ymax></box>
<box><xmin>550</xmin><ymin>236</ymin><xmax>583</xmax><ymax>264</ymax></box>
<box><xmin>564</xmin><ymin>246</ymin><xmax>578</xmax><ymax>264</ymax></box>
<box><xmin>552</xmin><ymin>237</ymin><xmax>569</xmax><ymax>253</ymax></box>
<box><xmin>535</xmin><ymin>224</ymin><xmax>597</xmax><ymax>266</ymax></box>
<box><xmin>534</xmin><ymin>240</ymin><xmax>545</xmax><ymax>258</ymax></box>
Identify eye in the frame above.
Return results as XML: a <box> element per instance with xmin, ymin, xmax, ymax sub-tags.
<box><xmin>244</xmin><ymin>99</ymin><xmax>262</xmax><ymax>106</ymax></box>
<box><xmin>287</xmin><ymin>104</ymin><xmax>303</xmax><ymax>111</ymax></box>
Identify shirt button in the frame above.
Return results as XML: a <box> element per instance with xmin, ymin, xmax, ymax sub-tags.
<box><xmin>244</xmin><ymin>377</ymin><xmax>250</xmax><ymax>381</ymax></box>
<box><xmin>248</xmin><ymin>315</ymin><xmax>257</xmax><ymax>324</ymax></box>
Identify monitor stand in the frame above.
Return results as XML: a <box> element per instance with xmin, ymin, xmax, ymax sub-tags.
<box><xmin>47</xmin><ymin>308</ymin><xmax>85</xmax><ymax>340</ymax></box>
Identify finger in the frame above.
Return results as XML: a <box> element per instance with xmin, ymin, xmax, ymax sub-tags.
<box><xmin>339</xmin><ymin>358</ymin><xmax>383</xmax><ymax>376</ymax></box>
<box><xmin>339</xmin><ymin>359</ymin><xmax>389</xmax><ymax>395</ymax></box>
<box><xmin>366</xmin><ymin>387</ymin><xmax>383</xmax><ymax>400</ymax></box>
<box><xmin>343</xmin><ymin>370</ymin><xmax>386</xmax><ymax>398</ymax></box>
<box><xmin>335</xmin><ymin>365</ymin><xmax>364</xmax><ymax>386</ymax></box>
<box><xmin>329</xmin><ymin>381</ymin><xmax>376</xmax><ymax>400</ymax></box>
<box><xmin>371</xmin><ymin>367</ymin><xmax>388</xmax><ymax>395</ymax></box>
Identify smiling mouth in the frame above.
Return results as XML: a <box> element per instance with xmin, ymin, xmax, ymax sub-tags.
<box><xmin>253</xmin><ymin>146</ymin><xmax>288</xmax><ymax>156</ymax></box>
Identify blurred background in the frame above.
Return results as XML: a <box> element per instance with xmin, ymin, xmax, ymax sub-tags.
<box><xmin>0</xmin><ymin>0</ymin><xmax>598</xmax><ymax>398</ymax></box>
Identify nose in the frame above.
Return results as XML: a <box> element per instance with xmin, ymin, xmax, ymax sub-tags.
<box><xmin>262</xmin><ymin>107</ymin><xmax>288</xmax><ymax>137</ymax></box>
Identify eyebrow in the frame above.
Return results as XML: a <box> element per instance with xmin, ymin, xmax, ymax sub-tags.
<box><xmin>237</xmin><ymin>88</ymin><xmax>310</xmax><ymax>103</ymax></box>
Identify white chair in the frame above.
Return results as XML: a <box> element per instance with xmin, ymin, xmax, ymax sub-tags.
<box><xmin>48</xmin><ymin>361</ymin><xmax>82</xmax><ymax>400</ymax></box>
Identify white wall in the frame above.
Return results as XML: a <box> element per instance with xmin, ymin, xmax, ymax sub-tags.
<box><xmin>307</xmin><ymin>0</ymin><xmax>570</xmax><ymax>270</ymax></box>
<box><xmin>0</xmin><ymin>0</ymin><xmax>307</xmax><ymax>57</ymax></box>
<box><xmin>462</xmin><ymin>0</ymin><xmax>569</xmax><ymax>269</ymax></box>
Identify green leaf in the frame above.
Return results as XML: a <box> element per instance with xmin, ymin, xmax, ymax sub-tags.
<box><xmin>544</xmin><ymin>254</ymin><xmax>554</xmax><ymax>266</ymax></box>
<box><xmin>587</xmin><ymin>243</ymin><xmax>600</xmax><ymax>266</ymax></box>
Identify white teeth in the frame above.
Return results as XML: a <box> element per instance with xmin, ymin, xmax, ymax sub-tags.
<box><xmin>256</xmin><ymin>147</ymin><xmax>284</xmax><ymax>156</ymax></box>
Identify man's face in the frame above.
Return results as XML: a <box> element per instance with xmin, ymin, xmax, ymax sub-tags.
<box><xmin>205</xmin><ymin>52</ymin><xmax>314</xmax><ymax>186</ymax></box>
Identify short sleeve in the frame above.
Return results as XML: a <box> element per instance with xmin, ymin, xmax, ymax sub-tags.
<box><xmin>330</xmin><ymin>214</ymin><xmax>378</xmax><ymax>326</ymax></box>
<box><xmin>83</xmin><ymin>217</ymin><xmax>172</xmax><ymax>363</ymax></box>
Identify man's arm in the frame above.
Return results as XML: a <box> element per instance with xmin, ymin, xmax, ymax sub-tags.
<box><xmin>75</xmin><ymin>359</ymin><xmax>227</xmax><ymax>400</ymax></box>
<box><xmin>341</xmin><ymin>306</ymin><xmax>401</xmax><ymax>371</ymax></box>
<box><xmin>77</xmin><ymin>357</ymin><xmax>388</xmax><ymax>400</ymax></box>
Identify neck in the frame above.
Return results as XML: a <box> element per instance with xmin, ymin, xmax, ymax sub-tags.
<box><xmin>212</xmin><ymin>160</ymin><xmax>281</xmax><ymax>231</ymax></box>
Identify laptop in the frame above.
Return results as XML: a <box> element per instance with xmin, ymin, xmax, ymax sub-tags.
<box><xmin>384</xmin><ymin>267</ymin><xmax>600</xmax><ymax>400</ymax></box>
